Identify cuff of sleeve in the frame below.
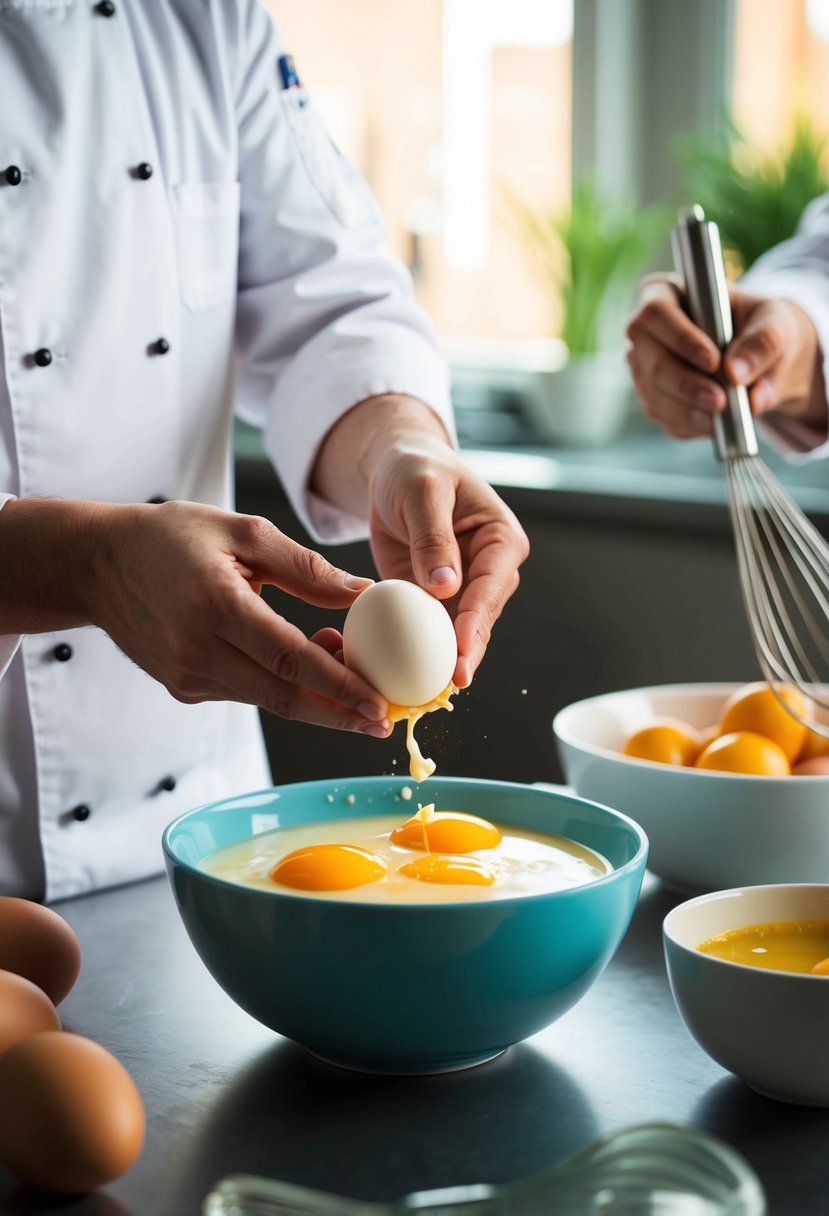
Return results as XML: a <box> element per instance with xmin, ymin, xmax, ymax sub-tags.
<box><xmin>739</xmin><ymin>266</ymin><xmax>829</xmax><ymax>460</ymax></box>
<box><xmin>0</xmin><ymin>495</ymin><xmax>22</xmax><ymax>678</ymax></box>
<box><xmin>263</xmin><ymin>325</ymin><xmax>455</xmax><ymax>544</ymax></box>
<box><xmin>758</xmin><ymin>415</ymin><xmax>829</xmax><ymax>462</ymax></box>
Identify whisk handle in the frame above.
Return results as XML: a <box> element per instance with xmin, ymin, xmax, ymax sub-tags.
<box><xmin>671</xmin><ymin>205</ymin><xmax>758</xmax><ymax>460</ymax></box>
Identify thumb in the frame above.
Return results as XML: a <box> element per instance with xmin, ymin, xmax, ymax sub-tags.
<box><xmin>724</xmin><ymin>305</ymin><xmax>784</xmax><ymax>389</ymax></box>
<box><xmin>403</xmin><ymin>475</ymin><xmax>463</xmax><ymax>598</ymax></box>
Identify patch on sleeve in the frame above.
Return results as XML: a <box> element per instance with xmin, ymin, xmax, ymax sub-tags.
<box><xmin>278</xmin><ymin>53</ymin><xmax>380</xmax><ymax>230</ymax></box>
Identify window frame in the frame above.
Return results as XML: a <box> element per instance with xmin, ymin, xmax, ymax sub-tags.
<box><xmin>572</xmin><ymin>0</ymin><xmax>736</xmax><ymax>216</ymax></box>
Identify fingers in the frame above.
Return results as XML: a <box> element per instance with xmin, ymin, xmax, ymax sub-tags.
<box><xmin>231</xmin><ymin>514</ymin><xmax>374</xmax><ymax>607</ymax></box>
<box><xmin>449</xmin><ymin>500</ymin><xmax>529</xmax><ymax>687</ymax></box>
<box><xmin>164</xmin><ymin>584</ymin><xmax>391</xmax><ymax>734</ymax></box>
<box><xmin>401</xmin><ymin>469</ymin><xmax>464</xmax><ymax>598</ymax></box>
<box><xmin>627</xmin><ymin>279</ymin><xmax>727</xmax><ymax>439</ymax></box>
<box><xmin>724</xmin><ymin>301</ymin><xmax>788</xmax><ymax>416</ymax></box>
<box><xmin>171</xmin><ymin>635</ymin><xmax>392</xmax><ymax>736</ymax></box>
<box><xmin>309</xmin><ymin>627</ymin><xmax>345</xmax><ymax>661</ymax></box>
<box><xmin>630</xmin><ymin>279</ymin><xmax>721</xmax><ymax>372</ymax></box>
<box><xmin>213</xmin><ymin>586</ymin><xmax>391</xmax><ymax>732</ymax></box>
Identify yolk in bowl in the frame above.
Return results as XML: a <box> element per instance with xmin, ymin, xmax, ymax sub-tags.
<box><xmin>623</xmin><ymin>721</ymin><xmax>700</xmax><ymax>766</ymax></box>
<box><xmin>698</xmin><ymin>919</ymin><xmax>829</xmax><ymax>975</ymax></box>
<box><xmin>390</xmin><ymin>807</ymin><xmax>501</xmax><ymax>853</ymax></box>
<box><xmin>695</xmin><ymin>730</ymin><xmax>791</xmax><ymax>775</ymax></box>
<box><xmin>269</xmin><ymin>844</ymin><xmax>388</xmax><ymax>891</ymax></box>
<box><xmin>397</xmin><ymin>855</ymin><xmax>496</xmax><ymax>886</ymax></box>
<box><xmin>719</xmin><ymin>682</ymin><xmax>807</xmax><ymax>763</ymax></box>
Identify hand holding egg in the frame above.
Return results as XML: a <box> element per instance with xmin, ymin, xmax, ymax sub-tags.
<box><xmin>358</xmin><ymin>412</ymin><xmax>530</xmax><ymax>689</ymax></box>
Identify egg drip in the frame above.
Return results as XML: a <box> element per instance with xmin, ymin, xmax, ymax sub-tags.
<box><xmin>386</xmin><ymin>683</ymin><xmax>456</xmax><ymax>783</ymax></box>
<box><xmin>269</xmin><ymin>803</ymin><xmax>502</xmax><ymax>891</ymax></box>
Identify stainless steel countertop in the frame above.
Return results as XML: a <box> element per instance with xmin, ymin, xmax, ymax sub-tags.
<box><xmin>2</xmin><ymin>866</ymin><xmax>824</xmax><ymax>1215</ymax></box>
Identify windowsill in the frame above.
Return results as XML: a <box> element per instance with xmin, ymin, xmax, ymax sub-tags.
<box><xmin>234</xmin><ymin>376</ymin><xmax>829</xmax><ymax>526</ymax></box>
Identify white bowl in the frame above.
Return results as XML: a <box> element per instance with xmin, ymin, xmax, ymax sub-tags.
<box><xmin>553</xmin><ymin>682</ymin><xmax>829</xmax><ymax>893</ymax></box>
<box><xmin>664</xmin><ymin>884</ymin><xmax>829</xmax><ymax>1106</ymax></box>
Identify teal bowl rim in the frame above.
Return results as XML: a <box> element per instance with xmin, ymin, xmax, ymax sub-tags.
<box><xmin>162</xmin><ymin>775</ymin><xmax>649</xmax><ymax>911</ymax></box>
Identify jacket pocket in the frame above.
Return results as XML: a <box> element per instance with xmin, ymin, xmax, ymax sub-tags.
<box><xmin>172</xmin><ymin>181</ymin><xmax>240</xmax><ymax>313</ymax></box>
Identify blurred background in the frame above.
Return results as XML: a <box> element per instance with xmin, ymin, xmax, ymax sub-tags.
<box><xmin>267</xmin><ymin>0</ymin><xmax>829</xmax><ymax>347</ymax></box>
<box><xmin>240</xmin><ymin>0</ymin><xmax>829</xmax><ymax>787</ymax></box>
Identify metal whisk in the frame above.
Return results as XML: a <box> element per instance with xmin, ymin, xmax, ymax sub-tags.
<box><xmin>672</xmin><ymin>204</ymin><xmax>829</xmax><ymax>737</ymax></box>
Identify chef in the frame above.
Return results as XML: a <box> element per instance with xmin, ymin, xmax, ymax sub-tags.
<box><xmin>0</xmin><ymin>1</ymin><xmax>529</xmax><ymax>902</ymax></box>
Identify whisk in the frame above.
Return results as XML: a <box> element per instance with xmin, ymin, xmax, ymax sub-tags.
<box><xmin>672</xmin><ymin>204</ymin><xmax>829</xmax><ymax>738</ymax></box>
<box><xmin>203</xmin><ymin>1122</ymin><xmax>765</xmax><ymax>1216</ymax></box>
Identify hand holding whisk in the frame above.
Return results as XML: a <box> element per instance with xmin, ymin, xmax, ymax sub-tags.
<box><xmin>672</xmin><ymin>205</ymin><xmax>829</xmax><ymax>739</ymax></box>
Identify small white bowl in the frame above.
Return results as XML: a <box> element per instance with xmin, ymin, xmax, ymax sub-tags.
<box><xmin>664</xmin><ymin>884</ymin><xmax>829</xmax><ymax>1106</ymax></box>
<box><xmin>554</xmin><ymin>682</ymin><xmax>829</xmax><ymax>892</ymax></box>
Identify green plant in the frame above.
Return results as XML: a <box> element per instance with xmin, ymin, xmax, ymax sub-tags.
<box><xmin>514</xmin><ymin>180</ymin><xmax>669</xmax><ymax>356</ymax></box>
<box><xmin>678</xmin><ymin>116</ymin><xmax>829</xmax><ymax>273</ymax></box>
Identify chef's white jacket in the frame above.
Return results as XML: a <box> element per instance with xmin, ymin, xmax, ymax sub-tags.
<box><xmin>0</xmin><ymin>0</ymin><xmax>453</xmax><ymax>901</ymax></box>
<box><xmin>741</xmin><ymin>193</ymin><xmax>829</xmax><ymax>456</ymax></box>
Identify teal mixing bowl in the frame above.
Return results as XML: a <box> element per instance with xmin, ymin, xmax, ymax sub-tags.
<box><xmin>162</xmin><ymin>776</ymin><xmax>647</xmax><ymax>1074</ymax></box>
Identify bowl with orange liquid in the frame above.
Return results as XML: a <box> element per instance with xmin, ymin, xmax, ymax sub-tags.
<box><xmin>553</xmin><ymin>682</ymin><xmax>829</xmax><ymax>893</ymax></box>
<box><xmin>664</xmin><ymin>883</ymin><xmax>829</xmax><ymax>1106</ymax></box>
<box><xmin>162</xmin><ymin>775</ymin><xmax>647</xmax><ymax>1074</ymax></box>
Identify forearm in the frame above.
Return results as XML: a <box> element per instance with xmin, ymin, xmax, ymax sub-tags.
<box><xmin>310</xmin><ymin>393</ymin><xmax>453</xmax><ymax>519</ymax></box>
<box><xmin>0</xmin><ymin>498</ymin><xmax>112</xmax><ymax>634</ymax></box>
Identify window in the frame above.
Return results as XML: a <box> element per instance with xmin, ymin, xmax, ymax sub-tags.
<box><xmin>733</xmin><ymin>0</ymin><xmax>829</xmax><ymax>149</ymax></box>
<box><xmin>267</xmin><ymin>1</ymin><xmax>573</xmax><ymax>344</ymax></box>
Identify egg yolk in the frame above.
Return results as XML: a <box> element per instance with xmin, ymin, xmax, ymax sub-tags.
<box><xmin>387</xmin><ymin>683</ymin><xmax>456</xmax><ymax>783</ymax></box>
<box><xmin>269</xmin><ymin>844</ymin><xmax>387</xmax><ymax>891</ymax></box>
<box><xmin>398</xmin><ymin>855</ymin><xmax>496</xmax><ymax>886</ymax></box>
<box><xmin>699</xmin><ymin>919</ymin><xmax>829</xmax><ymax>974</ymax></box>
<box><xmin>797</xmin><ymin>722</ymin><xmax>829</xmax><ymax>764</ymax></box>
<box><xmin>391</xmin><ymin>805</ymin><xmax>501</xmax><ymax>853</ymax></box>
<box><xmin>695</xmin><ymin>730</ymin><xmax>791</xmax><ymax>776</ymax></box>
<box><xmin>719</xmin><ymin>682</ymin><xmax>807</xmax><ymax>763</ymax></box>
<box><xmin>623</xmin><ymin>721</ymin><xmax>700</xmax><ymax>766</ymax></box>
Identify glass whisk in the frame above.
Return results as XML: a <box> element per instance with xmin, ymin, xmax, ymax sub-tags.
<box><xmin>203</xmin><ymin>1122</ymin><xmax>765</xmax><ymax>1216</ymax></box>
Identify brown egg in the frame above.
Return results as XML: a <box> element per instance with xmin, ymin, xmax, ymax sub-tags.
<box><xmin>792</xmin><ymin>756</ymin><xmax>829</xmax><ymax>776</ymax></box>
<box><xmin>0</xmin><ymin>1032</ymin><xmax>144</xmax><ymax>1193</ymax></box>
<box><xmin>0</xmin><ymin>968</ymin><xmax>61</xmax><ymax>1056</ymax></box>
<box><xmin>0</xmin><ymin>896</ymin><xmax>81</xmax><ymax>1004</ymax></box>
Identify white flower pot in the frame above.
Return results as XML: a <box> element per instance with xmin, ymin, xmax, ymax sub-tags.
<box><xmin>523</xmin><ymin>351</ymin><xmax>633</xmax><ymax>448</ymax></box>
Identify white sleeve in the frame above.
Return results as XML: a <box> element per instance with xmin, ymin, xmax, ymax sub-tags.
<box><xmin>0</xmin><ymin>495</ymin><xmax>21</xmax><ymax>679</ymax></box>
<box><xmin>739</xmin><ymin>194</ymin><xmax>829</xmax><ymax>462</ymax></box>
<box><xmin>230</xmin><ymin>1</ymin><xmax>455</xmax><ymax>543</ymax></box>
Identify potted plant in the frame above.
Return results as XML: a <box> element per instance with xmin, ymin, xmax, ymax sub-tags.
<box><xmin>678</xmin><ymin>115</ymin><xmax>829</xmax><ymax>273</ymax></box>
<box><xmin>515</xmin><ymin>179</ymin><xmax>669</xmax><ymax>446</ymax></box>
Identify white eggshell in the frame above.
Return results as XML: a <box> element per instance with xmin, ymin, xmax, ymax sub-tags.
<box><xmin>342</xmin><ymin>579</ymin><xmax>457</xmax><ymax>707</ymax></box>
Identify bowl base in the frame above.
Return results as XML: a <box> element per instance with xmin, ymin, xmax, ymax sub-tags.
<box><xmin>747</xmin><ymin>1080</ymin><xmax>829</xmax><ymax>1108</ymax></box>
<box><xmin>306</xmin><ymin>1046</ymin><xmax>509</xmax><ymax>1076</ymax></box>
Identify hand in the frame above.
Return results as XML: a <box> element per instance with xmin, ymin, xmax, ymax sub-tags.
<box><xmin>366</xmin><ymin>435</ymin><xmax>529</xmax><ymax>688</ymax></box>
<box><xmin>84</xmin><ymin>501</ymin><xmax>392</xmax><ymax>735</ymax></box>
<box><xmin>311</xmin><ymin>394</ymin><xmax>530</xmax><ymax>690</ymax></box>
<box><xmin>625</xmin><ymin>276</ymin><xmax>827</xmax><ymax>439</ymax></box>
